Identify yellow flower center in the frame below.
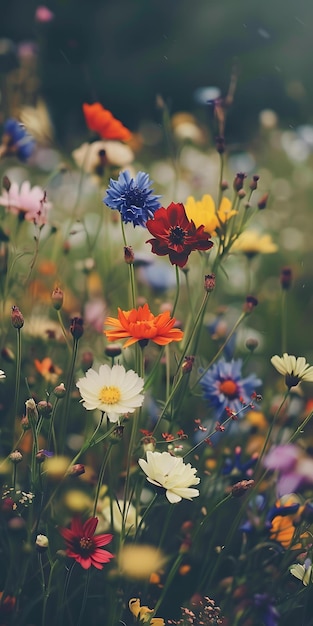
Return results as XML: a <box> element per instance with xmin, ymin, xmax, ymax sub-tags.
<box><xmin>99</xmin><ymin>385</ymin><xmax>121</xmax><ymax>404</ymax></box>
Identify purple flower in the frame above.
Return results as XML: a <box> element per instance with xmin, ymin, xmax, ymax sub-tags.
<box><xmin>200</xmin><ymin>358</ymin><xmax>262</xmax><ymax>419</ymax></box>
<box><xmin>253</xmin><ymin>595</ymin><xmax>279</xmax><ymax>626</ymax></box>
<box><xmin>263</xmin><ymin>444</ymin><xmax>313</xmax><ymax>496</ymax></box>
<box><xmin>2</xmin><ymin>119</ymin><xmax>35</xmax><ymax>161</ymax></box>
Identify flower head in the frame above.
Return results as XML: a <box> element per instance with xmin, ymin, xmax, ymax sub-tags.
<box><xmin>104</xmin><ymin>303</ymin><xmax>183</xmax><ymax>348</ymax></box>
<box><xmin>271</xmin><ymin>353</ymin><xmax>313</xmax><ymax>388</ymax></box>
<box><xmin>0</xmin><ymin>181</ymin><xmax>52</xmax><ymax>226</ymax></box>
<box><xmin>200</xmin><ymin>358</ymin><xmax>262</xmax><ymax>418</ymax></box>
<box><xmin>103</xmin><ymin>170</ymin><xmax>161</xmax><ymax>227</ymax></box>
<box><xmin>232</xmin><ymin>231</ymin><xmax>278</xmax><ymax>257</ymax></box>
<box><xmin>76</xmin><ymin>363</ymin><xmax>144</xmax><ymax>422</ymax></box>
<box><xmin>146</xmin><ymin>202</ymin><xmax>214</xmax><ymax>268</ymax></box>
<box><xmin>1</xmin><ymin>118</ymin><xmax>35</xmax><ymax>161</ymax></box>
<box><xmin>83</xmin><ymin>103</ymin><xmax>132</xmax><ymax>141</ymax></box>
<box><xmin>138</xmin><ymin>450</ymin><xmax>200</xmax><ymax>503</ymax></box>
<box><xmin>0</xmin><ymin>369</ymin><xmax>5</xmax><ymax>380</ymax></box>
<box><xmin>185</xmin><ymin>194</ymin><xmax>236</xmax><ymax>235</ymax></box>
<box><xmin>290</xmin><ymin>561</ymin><xmax>313</xmax><ymax>586</ymax></box>
<box><xmin>72</xmin><ymin>140</ymin><xmax>134</xmax><ymax>175</ymax></box>
<box><xmin>59</xmin><ymin>516</ymin><xmax>113</xmax><ymax>570</ymax></box>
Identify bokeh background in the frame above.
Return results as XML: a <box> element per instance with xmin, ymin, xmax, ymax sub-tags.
<box><xmin>2</xmin><ymin>0</ymin><xmax>313</xmax><ymax>146</ymax></box>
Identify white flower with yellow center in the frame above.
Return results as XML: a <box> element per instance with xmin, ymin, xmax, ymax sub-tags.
<box><xmin>76</xmin><ymin>363</ymin><xmax>144</xmax><ymax>422</ymax></box>
<box><xmin>138</xmin><ymin>450</ymin><xmax>200</xmax><ymax>504</ymax></box>
<box><xmin>271</xmin><ymin>353</ymin><xmax>313</xmax><ymax>389</ymax></box>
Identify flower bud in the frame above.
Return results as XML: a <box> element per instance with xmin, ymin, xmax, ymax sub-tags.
<box><xmin>11</xmin><ymin>305</ymin><xmax>24</xmax><ymax>329</ymax></box>
<box><xmin>204</xmin><ymin>273</ymin><xmax>216</xmax><ymax>293</ymax></box>
<box><xmin>53</xmin><ymin>382</ymin><xmax>66</xmax><ymax>398</ymax></box>
<box><xmin>245</xmin><ymin>338</ymin><xmax>259</xmax><ymax>352</ymax></box>
<box><xmin>124</xmin><ymin>246</ymin><xmax>134</xmax><ymax>264</ymax></box>
<box><xmin>182</xmin><ymin>356</ymin><xmax>195</xmax><ymax>374</ymax></box>
<box><xmin>249</xmin><ymin>175</ymin><xmax>259</xmax><ymax>191</ymax></box>
<box><xmin>68</xmin><ymin>464</ymin><xmax>85</xmax><ymax>477</ymax></box>
<box><xmin>215</xmin><ymin>135</ymin><xmax>225</xmax><ymax>154</ymax></box>
<box><xmin>233</xmin><ymin>172</ymin><xmax>246</xmax><ymax>192</ymax></box>
<box><xmin>220</xmin><ymin>180</ymin><xmax>229</xmax><ymax>191</ymax></box>
<box><xmin>237</xmin><ymin>189</ymin><xmax>246</xmax><ymax>199</ymax></box>
<box><xmin>21</xmin><ymin>415</ymin><xmax>30</xmax><ymax>430</ymax></box>
<box><xmin>70</xmin><ymin>316</ymin><xmax>84</xmax><ymax>340</ymax></box>
<box><xmin>108</xmin><ymin>425</ymin><xmax>124</xmax><ymax>444</ymax></box>
<box><xmin>51</xmin><ymin>287</ymin><xmax>64</xmax><ymax>310</ymax></box>
<box><xmin>36</xmin><ymin>534</ymin><xmax>49</xmax><ymax>552</ymax></box>
<box><xmin>25</xmin><ymin>398</ymin><xmax>38</xmax><ymax>421</ymax></box>
<box><xmin>243</xmin><ymin>296</ymin><xmax>258</xmax><ymax>314</ymax></box>
<box><xmin>37</xmin><ymin>401</ymin><xmax>53</xmax><ymax>418</ymax></box>
<box><xmin>231</xmin><ymin>479</ymin><xmax>255</xmax><ymax>498</ymax></box>
<box><xmin>280</xmin><ymin>267</ymin><xmax>292</xmax><ymax>290</ymax></box>
<box><xmin>9</xmin><ymin>450</ymin><xmax>23</xmax><ymax>464</ymax></box>
<box><xmin>105</xmin><ymin>343</ymin><xmax>122</xmax><ymax>358</ymax></box>
<box><xmin>2</xmin><ymin>175</ymin><xmax>11</xmax><ymax>191</ymax></box>
<box><xmin>257</xmin><ymin>193</ymin><xmax>269</xmax><ymax>210</ymax></box>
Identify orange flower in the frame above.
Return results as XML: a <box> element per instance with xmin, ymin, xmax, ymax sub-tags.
<box><xmin>104</xmin><ymin>303</ymin><xmax>183</xmax><ymax>348</ymax></box>
<box><xmin>269</xmin><ymin>497</ymin><xmax>306</xmax><ymax>549</ymax></box>
<box><xmin>82</xmin><ymin>103</ymin><xmax>132</xmax><ymax>142</ymax></box>
<box><xmin>34</xmin><ymin>357</ymin><xmax>62</xmax><ymax>383</ymax></box>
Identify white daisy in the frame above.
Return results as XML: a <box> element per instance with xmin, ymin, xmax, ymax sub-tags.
<box><xmin>76</xmin><ymin>363</ymin><xmax>144</xmax><ymax>423</ymax></box>
<box><xmin>138</xmin><ymin>450</ymin><xmax>200</xmax><ymax>504</ymax></box>
<box><xmin>271</xmin><ymin>353</ymin><xmax>313</xmax><ymax>388</ymax></box>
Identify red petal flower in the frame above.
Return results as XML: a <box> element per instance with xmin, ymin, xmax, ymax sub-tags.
<box><xmin>59</xmin><ymin>516</ymin><xmax>114</xmax><ymax>570</ymax></box>
<box><xmin>146</xmin><ymin>202</ymin><xmax>213</xmax><ymax>267</ymax></box>
<box><xmin>83</xmin><ymin>103</ymin><xmax>132</xmax><ymax>142</ymax></box>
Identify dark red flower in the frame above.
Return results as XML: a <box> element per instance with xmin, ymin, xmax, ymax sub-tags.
<box><xmin>59</xmin><ymin>516</ymin><xmax>114</xmax><ymax>570</ymax></box>
<box><xmin>146</xmin><ymin>202</ymin><xmax>213</xmax><ymax>268</ymax></box>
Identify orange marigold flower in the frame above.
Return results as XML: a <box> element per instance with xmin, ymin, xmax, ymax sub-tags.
<box><xmin>82</xmin><ymin>103</ymin><xmax>132</xmax><ymax>142</ymax></box>
<box><xmin>104</xmin><ymin>303</ymin><xmax>183</xmax><ymax>348</ymax></box>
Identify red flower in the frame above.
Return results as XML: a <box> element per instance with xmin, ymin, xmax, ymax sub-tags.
<box><xmin>59</xmin><ymin>516</ymin><xmax>114</xmax><ymax>570</ymax></box>
<box><xmin>82</xmin><ymin>103</ymin><xmax>132</xmax><ymax>142</ymax></box>
<box><xmin>146</xmin><ymin>202</ymin><xmax>213</xmax><ymax>268</ymax></box>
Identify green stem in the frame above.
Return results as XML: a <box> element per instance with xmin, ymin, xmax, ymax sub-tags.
<box><xmin>57</xmin><ymin>310</ymin><xmax>71</xmax><ymax>351</ymax></box>
<box><xmin>13</xmin><ymin>327</ymin><xmax>22</xmax><ymax>427</ymax></box>
<box><xmin>92</xmin><ymin>443</ymin><xmax>113</xmax><ymax>517</ymax></box>
<box><xmin>281</xmin><ymin>290</ymin><xmax>287</xmax><ymax>353</ymax></box>
<box><xmin>121</xmin><ymin>220</ymin><xmax>136</xmax><ymax>309</ymax></box>
<box><xmin>59</xmin><ymin>338</ymin><xmax>79</xmax><ymax>453</ymax></box>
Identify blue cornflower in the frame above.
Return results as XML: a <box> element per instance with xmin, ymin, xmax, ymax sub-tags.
<box><xmin>103</xmin><ymin>170</ymin><xmax>161</xmax><ymax>227</ymax></box>
<box><xmin>200</xmin><ymin>358</ymin><xmax>262</xmax><ymax>419</ymax></box>
<box><xmin>2</xmin><ymin>118</ymin><xmax>35</xmax><ymax>161</ymax></box>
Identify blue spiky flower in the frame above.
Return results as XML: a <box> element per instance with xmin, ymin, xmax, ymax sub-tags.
<box><xmin>103</xmin><ymin>170</ymin><xmax>161</xmax><ymax>227</ymax></box>
<box><xmin>2</xmin><ymin>118</ymin><xmax>35</xmax><ymax>161</ymax></box>
<box><xmin>200</xmin><ymin>358</ymin><xmax>262</xmax><ymax>419</ymax></box>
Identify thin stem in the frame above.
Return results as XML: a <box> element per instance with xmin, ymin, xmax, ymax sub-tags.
<box><xmin>121</xmin><ymin>220</ymin><xmax>136</xmax><ymax>309</ymax></box>
<box><xmin>92</xmin><ymin>443</ymin><xmax>113</xmax><ymax>517</ymax></box>
<box><xmin>59</xmin><ymin>338</ymin><xmax>79</xmax><ymax>453</ymax></box>
<box><xmin>281</xmin><ymin>290</ymin><xmax>287</xmax><ymax>353</ymax></box>
<box><xmin>171</xmin><ymin>265</ymin><xmax>180</xmax><ymax>317</ymax></box>
<box><xmin>13</xmin><ymin>328</ymin><xmax>22</xmax><ymax>428</ymax></box>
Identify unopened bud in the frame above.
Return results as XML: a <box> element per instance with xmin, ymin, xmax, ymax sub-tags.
<box><xmin>51</xmin><ymin>287</ymin><xmax>64</xmax><ymax>310</ymax></box>
<box><xmin>257</xmin><ymin>193</ymin><xmax>269</xmax><ymax>210</ymax></box>
<box><xmin>37</xmin><ymin>401</ymin><xmax>53</xmax><ymax>418</ymax></box>
<box><xmin>36</xmin><ymin>534</ymin><xmax>49</xmax><ymax>552</ymax></box>
<box><xmin>25</xmin><ymin>398</ymin><xmax>38</xmax><ymax>421</ymax></box>
<box><xmin>249</xmin><ymin>175</ymin><xmax>259</xmax><ymax>191</ymax></box>
<box><xmin>9</xmin><ymin>450</ymin><xmax>23</xmax><ymax>464</ymax></box>
<box><xmin>109</xmin><ymin>425</ymin><xmax>124</xmax><ymax>444</ymax></box>
<box><xmin>105</xmin><ymin>344</ymin><xmax>122</xmax><ymax>358</ymax></box>
<box><xmin>11</xmin><ymin>305</ymin><xmax>24</xmax><ymax>329</ymax></box>
<box><xmin>245</xmin><ymin>338</ymin><xmax>259</xmax><ymax>352</ymax></box>
<box><xmin>182</xmin><ymin>356</ymin><xmax>195</xmax><ymax>374</ymax></box>
<box><xmin>142</xmin><ymin>435</ymin><xmax>156</xmax><ymax>453</ymax></box>
<box><xmin>36</xmin><ymin>450</ymin><xmax>47</xmax><ymax>463</ymax></box>
<box><xmin>243</xmin><ymin>296</ymin><xmax>258</xmax><ymax>314</ymax></box>
<box><xmin>204</xmin><ymin>273</ymin><xmax>216</xmax><ymax>292</ymax></box>
<box><xmin>220</xmin><ymin>180</ymin><xmax>229</xmax><ymax>191</ymax></box>
<box><xmin>68</xmin><ymin>464</ymin><xmax>85</xmax><ymax>477</ymax></box>
<box><xmin>280</xmin><ymin>267</ymin><xmax>292</xmax><ymax>290</ymax></box>
<box><xmin>81</xmin><ymin>351</ymin><xmax>94</xmax><ymax>372</ymax></box>
<box><xmin>231</xmin><ymin>479</ymin><xmax>255</xmax><ymax>498</ymax></box>
<box><xmin>2</xmin><ymin>175</ymin><xmax>11</xmax><ymax>192</ymax></box>
<box><xmin>124</xmin><ymin>246</ymin><xmax>134</xmax><ymax>265</ymax></box>
<box><xmin>233</xmin><ymin>173</ymin><xmax>246</xmax><ymax>192</ymax></box>
<box><xmin>237</xmin><ymin>189</ymin><xmax>246</xmax><ymax>199</ymax></box>
<box><xmin>215</xmin><ymin>135</ymin><xmax>225</xmax><ymax>154</ymax></box>
<box><xmin>53</xmin><ymin>382</ymin><xmax>66</xmax><ymax>398</ymax></box>
<box><xmin>70</xmin><ymin>316</ymin><xmax>84</xmax><ymax>340</ymax></box>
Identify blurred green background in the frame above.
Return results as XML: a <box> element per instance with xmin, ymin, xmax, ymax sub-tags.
<box><xmin>1</xmin><ymin>0</ymin><xmax>313</xmax><ymax>146</ymax></box>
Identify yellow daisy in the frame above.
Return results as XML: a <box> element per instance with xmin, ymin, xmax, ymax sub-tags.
<box><xmin>232</xmin><ymin>230</ymin><xmax>278</xmax><ymax>257</ymax></box>
<box><xmin>185</xmin><ymin>194</ymin><xmax>236</xmax><ymax>235</ymax></box>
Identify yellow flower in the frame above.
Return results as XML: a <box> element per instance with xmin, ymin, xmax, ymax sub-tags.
<box><xmin>185</xmin><ymin>194</ymin><xmax>235</xmax><ymax>235</ymax></box>
<box><xmin>232</xmin><ymin>231</ymin><xmax>278</xmax><ymax>256</ymax></box>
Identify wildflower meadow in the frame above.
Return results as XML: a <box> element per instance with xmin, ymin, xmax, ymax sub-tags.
<box><xmin>1</xmin><ymin>6</ymin><xmax>313</xmax><ymax>626</ymax></box>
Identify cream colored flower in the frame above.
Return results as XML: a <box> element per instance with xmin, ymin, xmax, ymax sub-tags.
<box><xmin>271</xmin><ymin>353</ymin><xmax>313</xmax><ymax>388</ymax></box>
<box><xmin>118</xmin><ymin>544</ymin><xmax>166</xmax><ymax>580</ymax></box>
<box><xmin>0</xmin><ymin>370</ymin><xmax>5</xmax><ymax>380</ymax></box>
<box><xmin>138</xmin><ymin>450</ymin><xmax>200</xmax><ymax>504</ymax></box>
<box><xmin>76</xmin><ymin>363</ymin><xmax>144</xmax><ymax>422</ymax></box>
<box><xmin>101</xmin><ymin>497</ymin><xmax>142</xmax><ymax>535</ymax></box>
<box><xmin>72</xmin><ymin>140</ymin><xmax>134</xmax><ymax>173</ymax></box>
<box><xmin>232</xmin><ymin>231</ymin><xmax>277</xmax><ymax>256</ymax></box>
<box><xmin>290</xmin><ymin>563</ymin><xmax>313</xmax><ymax>586</ymax></box>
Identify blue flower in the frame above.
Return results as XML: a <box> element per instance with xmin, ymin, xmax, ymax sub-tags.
<box><xmin>2</xmin><ymin>118</ymin><xmax>35</xmax><ymax>161</ymax></box>
<box><xmin>200</xmin><ymin>358</ymin><xmax>262</xmax><ymax>419</ymax></box>
<box><xmin>103</xmin><ymin>170</ymin><xmax>161</xmax><ymax>227</ymax></box>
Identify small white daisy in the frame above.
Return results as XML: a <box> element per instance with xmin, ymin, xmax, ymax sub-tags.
<box><xmin>271</xmin><ymin>353</ymin><xmax>313</xmax><ymax>388</ymax></box>
<box><xmin>76</xmin><ymin>363</ymin><xmax>144</xmax><ymax>423</ymax></box>
<box><xmin>138</xmin><ymin>450</ymin><xmax>200</xmax><ymax>504</ymax></box>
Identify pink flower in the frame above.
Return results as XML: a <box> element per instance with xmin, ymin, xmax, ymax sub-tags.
<box><xmin>35</xmin><ymin>6</ymin><xmax>54</xmax><ymax>23</ymax></box>
<box><xmin>0</xmin><ymin>181</ymin><xmax>52</xmax><ymax>226</ymax></box>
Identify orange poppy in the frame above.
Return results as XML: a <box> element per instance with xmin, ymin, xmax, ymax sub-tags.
<box><xmin>104</xmin><ymin>303</ymin><xmax>184</xmax><ymax>348</ymax></box>
<box><xmin>82</xmin><ymin>103</ymin><xmax>132</xmax><ymax>142</ymax></box>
